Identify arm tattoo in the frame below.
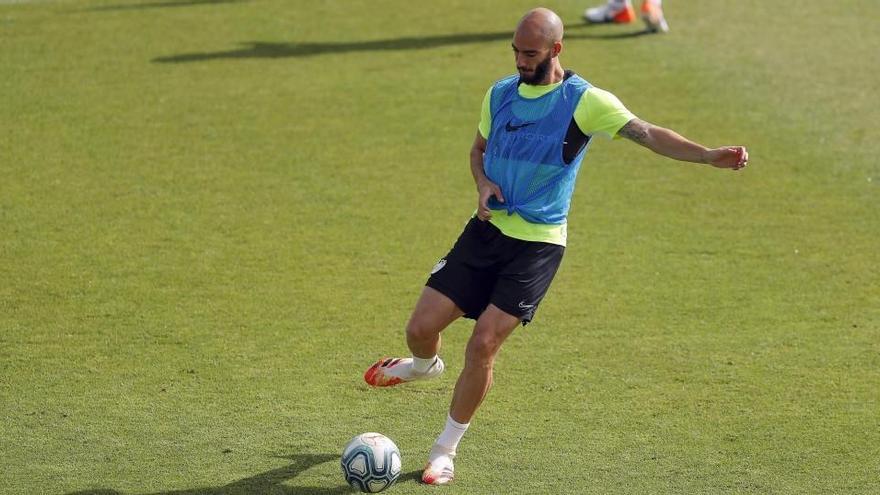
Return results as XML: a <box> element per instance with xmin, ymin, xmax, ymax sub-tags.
<box><xmin>618</xmin><ymin>118</ymin><xmax>650</xmax><ymax>144</ymax></box>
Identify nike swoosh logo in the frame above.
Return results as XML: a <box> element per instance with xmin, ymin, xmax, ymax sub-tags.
<box><xmin>505</xmin><ymin>120</ymin><xmax>536</xmax><ymax>132</ymax></box>
<box><xmin>518</xmin><ymin>301</ymin><xmax>535</xmax><ymax>309</ymax></box>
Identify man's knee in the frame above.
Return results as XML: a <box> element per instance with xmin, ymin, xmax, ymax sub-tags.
<box><xmin>406</xmin><ymin>316</ymin><xmax>439</xmax><ymax>342</ymax></box>
<box><xmin>405</xmin><ymin>287</ymin><xmax>463</xmax><ymax>343</ymax></box>
<box><xmin>465</xmin><ymin>306</ymin><xmax>520</xmax><ymax>365</ymax></box>
<box><xmin>465</xmin><ymin>333</ymin><xmax>497</xmax><ymax>366</ymax></box>
<box><xmin>466</xmin><ymin>324</ymin><xmax>507</xmax><ymax>365</ymax></box>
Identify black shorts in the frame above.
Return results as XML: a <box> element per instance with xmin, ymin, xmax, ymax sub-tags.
<box><xmin>426</xmin><ymin>217</ymin><xmax>565</xmax><ymax>324</ymax></box>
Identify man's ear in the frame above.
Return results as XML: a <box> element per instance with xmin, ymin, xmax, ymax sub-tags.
<box><xmin>552</xmin><ymin>41</ymin><xmax>563</xmax><ymax>58</ymax></box>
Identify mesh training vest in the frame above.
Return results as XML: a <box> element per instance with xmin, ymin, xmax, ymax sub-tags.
<box><xmin>485</xmin><ymin>72</ymin><xmax>592</xmax><ymax>225</ymax></box>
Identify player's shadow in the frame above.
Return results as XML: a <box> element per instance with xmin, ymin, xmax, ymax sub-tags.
<box><xmin>397</xmin><ymin>469</ymin><xmax>423</xmax><ymax>484</ymax></box>
<box><xmin>82</xmin><ymin>0</ymin><xmax>247</xmax><ymax>12</ymax></box>
<box><xmin>152</xmin><ymin>24</ymin><xmax>654</xmax><ymax>63</ymax></box>
<box><xmin>62</xmin><ymin>453</ymin><xmax>355</xmax><ymax>495</ymax></box>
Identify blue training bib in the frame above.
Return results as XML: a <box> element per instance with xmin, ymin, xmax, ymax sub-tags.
<box><xmin>484</xmin><ymin>73</ymin><xmax>592</xmax><ymax>225</ymax></box>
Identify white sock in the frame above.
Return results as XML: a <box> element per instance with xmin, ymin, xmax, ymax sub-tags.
<box><xmin>432</xmin><ymin>414</ymin><xmax>469</xmax><ymax>459</ymax></box>
<box><xmin>412</xmin><ymin>355</ymin><xmax>437</xmax><ymax>374</ymax></box>
<box><xmin>609</xmin><ymin>0</ymin><xmax>631</xmax><ymax>8</ymax></box>
<box><xmin>644</xmin><ymin>0</ymin><xmax>662</xmax><ymax>6</ymax></box>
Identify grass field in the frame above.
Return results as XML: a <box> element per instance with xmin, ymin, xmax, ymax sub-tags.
<box><xmin>1</xmin><ymin>0</ymin><xmax>878</xmax><ymax>493</ymax></box>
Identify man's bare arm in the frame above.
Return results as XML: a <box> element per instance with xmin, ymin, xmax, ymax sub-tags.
<box><xmin>470</xmin><ymin>132</ymin><xmax>504</xmax><ymax>220</ymax></box>
<box><xmin>618</xmin><ymin>118</ymin><xmax>748</xmax><ymax>170</ymax></box>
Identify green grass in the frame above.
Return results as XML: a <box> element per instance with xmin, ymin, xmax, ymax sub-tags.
<box><xmin>1</xmin><ymin>0</ymin><xmax>878</xmax><ymax>493</ymax></box>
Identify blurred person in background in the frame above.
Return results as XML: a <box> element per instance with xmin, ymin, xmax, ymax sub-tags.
<box><xmin>584</xmin><ymin>0</ymin><xmax>669</xmax><ymax>33</ymax></box>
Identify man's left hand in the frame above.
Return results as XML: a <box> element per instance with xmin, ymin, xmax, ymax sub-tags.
<box><xmin>704</xmin><ymin>146</ymin><xmax>749</xmax><ymax>170</ymax></box>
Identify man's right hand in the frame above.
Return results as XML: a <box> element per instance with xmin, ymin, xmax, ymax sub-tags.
<box><xmin>477</xmin><ymin>179</ymin><xmax>504</xmax><ymax>221</ymax></box>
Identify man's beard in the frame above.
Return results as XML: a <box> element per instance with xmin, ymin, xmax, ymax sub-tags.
<box><xmin>519</xmin><ymin>53</ymin><xmax>552</xmax><ymax>85</ymax></box>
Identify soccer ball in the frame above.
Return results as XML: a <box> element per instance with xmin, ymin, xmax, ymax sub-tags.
<box><xmin>340</xmin><ymin>432</ymin><xmax>402</xmax><ymax>493</ymax></box>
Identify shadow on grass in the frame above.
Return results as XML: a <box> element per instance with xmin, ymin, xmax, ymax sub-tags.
<box><xmin>152</xmin><ymin>24</ymin><xmax>654</xmax><ymax>63</ymax></box>
<box><xmin>397</xmin><ymin>469</ymin><xmax>423</xmax><ymax>484</ymax></box>
<box><xmin>82</xmin><ymin>0</ymin><xmax>247</xmax><ymax>12</ymax></box>
<box><xmin>64</xmin><ymin>453</ymin><xmax>355</xmax><ymax>495</ymax></box>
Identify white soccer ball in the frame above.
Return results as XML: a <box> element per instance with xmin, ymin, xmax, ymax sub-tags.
<box><xmin>340</xmin><ymin>432</ymin><xmax>402</xmax><ymax>493</ymax></box>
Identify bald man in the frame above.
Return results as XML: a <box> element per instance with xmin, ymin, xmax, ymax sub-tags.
<box><xmin>365</xmin><ymin>7</ymin><xmax>748</xmax><ymax>485</ymax></box>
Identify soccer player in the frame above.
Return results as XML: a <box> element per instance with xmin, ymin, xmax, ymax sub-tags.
<box><xmin>584</xmin><ymin>0</ymin><xmax>669</xmax><ymax>33</ymax></box>
<box><xmin>364</xmin><ymin>7</ymin><xmax>747</xmax><ymax>485</ymax></box>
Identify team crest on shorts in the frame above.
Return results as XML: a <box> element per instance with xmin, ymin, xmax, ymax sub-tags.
<box><xmin>431</xmin><ymin>258</ymin><xmax>447</xmax><ymax>274</ymax></box>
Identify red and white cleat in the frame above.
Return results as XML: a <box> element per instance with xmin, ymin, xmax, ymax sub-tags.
<box><xmin>641</xmin><ymin>0</ymin><xmax>669</xmax><ymax>33</ymax></box>
<box><xmin>363</xmin><ymin>357</ymin><xmax>445</xmax><ymax>387</ymax></box>
<box><xmin>583</xmin><ymin>2</ymin><xmax>636</xmax><ymax>24</ymax></box>
<box><xmin>421</xmin><ymin>446</ymin><xmax>455</xmax><ymax>486</ymax></box>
